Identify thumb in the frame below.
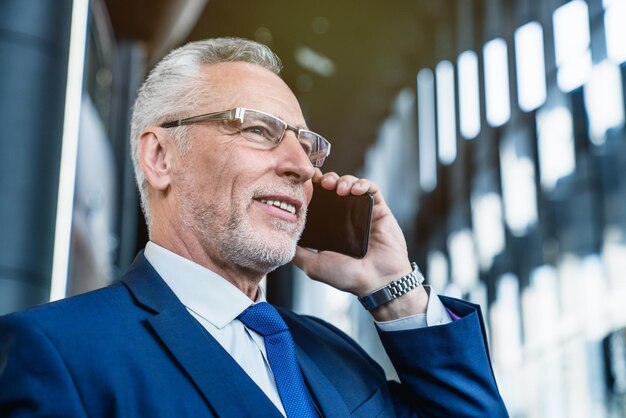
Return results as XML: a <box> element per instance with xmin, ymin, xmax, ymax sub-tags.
<box><xmin>293</xmin><ymin>246</ymin><xmax>347</xmax><ymax>282</ymax></box>
<box><xmin>292</xmin><ymin>246</ymin><xmax>367</xmax><ymax>295</ymax></box>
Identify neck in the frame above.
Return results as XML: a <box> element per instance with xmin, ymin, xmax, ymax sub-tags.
<box><xmin>150</xmin><ymin>224</ymin><xmax>265</xmax><ymax>300</ymax></box>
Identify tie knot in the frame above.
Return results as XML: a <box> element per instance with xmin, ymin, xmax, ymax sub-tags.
<box><xmin>237</xmin><ymin>302</ymin><xmax>288</xmax><ymax>336</ymax></box>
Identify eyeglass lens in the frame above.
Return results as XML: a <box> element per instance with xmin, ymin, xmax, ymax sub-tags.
<box><xmin>240</xmin><ymin>110</ymin><xmax>328</xmax><ymax>167</ymax></box>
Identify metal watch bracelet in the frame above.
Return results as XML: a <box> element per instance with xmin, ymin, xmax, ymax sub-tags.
<box><xmin>358</xmin><ymin>262</ymin><xmax>424</xmax><ymax>311</ymax></box>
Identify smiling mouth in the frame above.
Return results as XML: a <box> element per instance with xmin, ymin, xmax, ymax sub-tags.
<box><xmin>258</xmin><ymin>199</ymin><xmax>297</xmax><ymax>215</ymax></box>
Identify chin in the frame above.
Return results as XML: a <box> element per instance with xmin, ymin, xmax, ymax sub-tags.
<box><xmin>221</xmin><ymin>227</ymin><xmax>298</xmax><ymax>273</ymax></box>
<box><xmin>218</xmin><ymin>208</ymin><xmax>303</xmax><ymax>273</ymax></box>
<box><xmin>237</xmin><ymin>243</ymin><xmax>296</xmax><ymax>273</ymax></box>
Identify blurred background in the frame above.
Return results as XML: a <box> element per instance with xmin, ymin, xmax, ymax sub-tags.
<box><xmin>2</xmin><ymin>0</ymin><xmax>626</xmax><ymax>416</ymax></box>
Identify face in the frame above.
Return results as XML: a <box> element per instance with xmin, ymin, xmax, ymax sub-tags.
<box><xmin>171</xmin><ymin>62</ymin><xmax>316</xmax><ymax>274</ymax></box>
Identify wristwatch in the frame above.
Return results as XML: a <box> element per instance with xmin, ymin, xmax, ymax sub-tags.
<box><xmin>358</xmin><ymin>262</ymin><xmax>424</xmax><ymax>311</ymax></box>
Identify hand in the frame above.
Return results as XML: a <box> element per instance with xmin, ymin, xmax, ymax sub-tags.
<box><xmin>293</xmin><ymin>170</ymin><xmax>429</xmax><ymax>320</ymax></box>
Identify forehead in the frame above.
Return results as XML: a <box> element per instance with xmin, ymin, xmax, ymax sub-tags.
<box><xmin>199</xmin><ymin>62</ymin><xmax>305</xmax><ymax>124</ymax></box>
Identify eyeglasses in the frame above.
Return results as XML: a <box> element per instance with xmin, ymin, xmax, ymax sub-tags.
<box><xmin>160</xmin><ymin>107</ymin><xmax>331</xmax><ymax>168</ymax></box>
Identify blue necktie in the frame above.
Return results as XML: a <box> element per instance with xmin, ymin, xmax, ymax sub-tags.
<box><xmin>237</xmin><ymin>302</ymin><xmax>319</xmax><ymax>418</ymax></box>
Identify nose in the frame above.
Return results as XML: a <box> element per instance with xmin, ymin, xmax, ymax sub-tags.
<box><xmin>274</xmin><ymin>131</ymin><xmax>315</xmax><ymax>182</ymax></box>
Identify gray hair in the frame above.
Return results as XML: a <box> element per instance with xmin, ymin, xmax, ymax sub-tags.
<box><xmin>130</xmin><ymin>37</ymin><xmax>282</xmax><ymax>231</ymax></box>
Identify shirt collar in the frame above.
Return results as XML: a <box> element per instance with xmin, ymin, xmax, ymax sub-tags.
<box><xmin>144</xmin><ymin>241</ymin><xmax>264</xmax><ymax>329</ymax></box>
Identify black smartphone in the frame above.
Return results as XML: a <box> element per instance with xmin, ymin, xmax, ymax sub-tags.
<box><xmin>298</xmin><ymin>183</ymin><xmax>374</xmax><ymax>258</ymax></box>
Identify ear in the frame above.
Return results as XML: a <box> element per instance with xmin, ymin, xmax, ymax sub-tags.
<box><xmin>137</xmin><ymin>128</ymin><xmax>174</xmax><ymax>192</ymax></box>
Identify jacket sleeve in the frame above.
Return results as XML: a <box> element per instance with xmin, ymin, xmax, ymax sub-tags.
<box><xmin>378</xmin><ymin>296</ymin><xmax>509</xmax><ymax>418</ymax></box>
<box><xmin>0</xmin><ymin>313</ymin><xmax>88</xmax><ymax>417</ymax></box>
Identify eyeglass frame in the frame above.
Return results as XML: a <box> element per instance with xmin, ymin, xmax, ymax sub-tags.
<box><xmin>159</xmin><ymin>107</ymin><xmax>331</xmax><ymax>167</ymax></box>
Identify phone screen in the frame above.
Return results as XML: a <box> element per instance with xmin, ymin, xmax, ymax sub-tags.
<box><xmin>298</xmin><ymin>183</ymin><xmax>374</xmax><ymax>258</ymax></box>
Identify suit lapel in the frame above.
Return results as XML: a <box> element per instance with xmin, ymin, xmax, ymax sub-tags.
<box><xmin>295</xmin><ymin>346</ymin><xmax>351</xmax><ymax>418</ymax></box>
<box><xmin>278</xmin><ymin>309</ymin><xmax>351</xmax><ymax>417</ymax></box>
<box><xmin>121</xmin><ymin>253</ymin><xmax>283</xmax><ymax>418</ymax></box>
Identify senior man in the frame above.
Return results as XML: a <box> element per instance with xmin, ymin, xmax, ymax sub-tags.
<box><xmin>0</xmin><ymin>38</ymin><xmax>508</xmax><ymax>417</ymax></box>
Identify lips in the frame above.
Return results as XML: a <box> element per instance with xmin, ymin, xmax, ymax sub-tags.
<box><xmin>253</xmin><ymin>189</ymin><xmax>304</xmax><ymax>218</ymax></box>
<box><xmin>258</xmin><ymin>199</ymin><xmax>297</xmax><ymax>214</ymax></box>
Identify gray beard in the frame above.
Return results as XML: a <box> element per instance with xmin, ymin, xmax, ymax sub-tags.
<box><xmin>220</xmin><ymin>210</ymin><xmax>300</xmax><ymax>273</ymax></box>
<box><xmin>179</xmin><ymin>183</ymin><xmax>306</xmax><ymax>275</ymax></box>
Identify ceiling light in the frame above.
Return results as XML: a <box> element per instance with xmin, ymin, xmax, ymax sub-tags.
<box><xmin>294</xmin><ymin>46</ymin><xmax>335</xmax><ymax>77</ymax></box>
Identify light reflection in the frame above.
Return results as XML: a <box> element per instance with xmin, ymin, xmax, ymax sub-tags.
<box><xmin>417</xmin><ymin>69</ymin><xmax>437</xmax><ymax>192</ymax></box>
<box><xmin>528</xmin><ymin>265</ymin><xmax>561</xmax><ymax>346</ymax></box>
<box><xmin>294</xmin><ymin>46</ymin><xmax>335</xmax><ymax>77</ymax></box>
<box><xmin>536</xmin><ymin>106</ymin><xmax>576</xmax><ymax>191</ymax></box>
<box><xmin>490</xmin><ymin>273</ymin><xmax>523</xmax><ymax>369</ymax></box>
<box><xmin>499</xmin><ymin>133</ymin><xmax>538</xmax><ymax>236</ymax></box>
<box><xmin>50</xmin><ymin>0</ymin><xmax>90</xmax><ymax>302</ymax></box>
<box><xmin>604</xmin><ymin>0</ymin><xmax>626</xmax><ymax>63</ymax></box>
<box><xmin>447</xmin><ymin>228</ymin><xmax>479</xmax><ymax>291</ymax></box>
<box><xmin>514</xmin><ymin>21</ymin><xmax>547</xmax><ymax>112</ymax></box>
<box><xmin>559</xmin><ymin>253</ymin><xmax>612</xmax><ymax>417</ymax></box>
<box><xmin>484</xmin><ymin>38</ymin><xmax>511</xmax><ymax>127</ymax></box>
<box><xmin>436</xmin><ymin>60</ymin><xmax>457</xmax><ymax>165</ymax></box>
<box><xmin>522</xmin><ymin>266</ymin><xmax>567</xmax><ymax>415</ymax></box>
<box><xmin>426</xmin><ymin>250</ymin><xmax>449</xmax><ymax>291</ymax></box>
<box><xmin>603</xmin><ymin>0</ymin><xmax>626</xmax><ymax>10</ymax></box>
<box><xmin>457</xmin><ymin>50</ymin><xmax>481</xmax><ymax>139</ymax></box>
<box><xmin>470</xmin><ymin>192</ymin><xmax>505</xmax><ymax>270</ymax></box>
<box><xmin>583</xmin><ymin>61</ymin><xmax>625</xmax><ymax>145</ymax></box>
<box><xmin>553</xmin><ymin>0</ymin><xmax>592</xmax><ymax>92</ymax></box>
<box><xmin>602</xmin><ymin>227</ymin><xmax>626</xmax><ymax>294</ymax></box>
<box><xmin>581</xmin><ymin>254</ymin><xmax>611</xmax><ymax>339</ymax></box>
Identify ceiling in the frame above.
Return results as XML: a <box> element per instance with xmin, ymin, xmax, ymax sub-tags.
<box><xmin>107</xmin><ymin>0</ymin><xmax>453</xmax><ymax>173</ymax></box>
<box><xmin>188</xmin><ymin>1</ymin><xmax>453</xmax><ymax>173</ymax></box>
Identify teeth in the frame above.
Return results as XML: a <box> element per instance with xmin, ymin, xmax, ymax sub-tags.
<box><xmin>260</xmin><ymin>199</ymin><xmax>296</xmax><ymax>214</ymax></box>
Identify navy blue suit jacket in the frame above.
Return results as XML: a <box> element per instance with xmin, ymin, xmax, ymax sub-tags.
<box><xmin>0</xmin><ymin>253</ymin><xmax>508</xmax><ymax>417</ymax></box>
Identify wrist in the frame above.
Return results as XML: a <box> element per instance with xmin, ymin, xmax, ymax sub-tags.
<box><xmin>370</xmin><ymin>287</ymin><xmax>429</xmax><ymax>322</ymax></box>
<box><xmin>358</xmin><ymin>262</ymin><xmax>427</xmax><ymax>319</ymax></box>
<box><xmin>356</xmin><ymin>262</ymin><xmax>413</xmax><ymax>297</ymax></box>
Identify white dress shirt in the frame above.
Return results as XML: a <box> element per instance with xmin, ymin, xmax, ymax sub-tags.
<box><xmin>143</xmin><ymin>241</ymin><xmax>452</xmax><ymax>416</ymax></box>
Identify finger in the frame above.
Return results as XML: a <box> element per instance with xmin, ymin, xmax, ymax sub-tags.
<box><xmin>318</xmin><ymin>173</ymin><xmax>386</xmax><ymax>205</ymax></box>
<box><xmin>336</xmin><ymin>175</ymin><xmax>360</xmax><ymax>195</ymax></box>
<box><xmin>350</xmin><ymin>178</ymin><xmax>381</xmax><ymax>197</ymax></box>
<box><xmin>312</xmin><ymin>168</ymin><xmax>324</xmax><ymax>182</ymax></box>
<box><xmin>320</xmin><ymin>172</ymin><xmax>340</xmax><ymax>190</ymax></box>
<box><xmin>350</xmin><ymin>179</ymin><xmax>370</xmax><ymax>195</ymax></box>
<box><xmin>354</xmin><ymin>179</ymin><xmax>385</xmax><ymax>206</ymax></box>
<box><xmin>341</xmin><ymin>177</ymin><xmax>383</xmax><ymax>202</ymax></box>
